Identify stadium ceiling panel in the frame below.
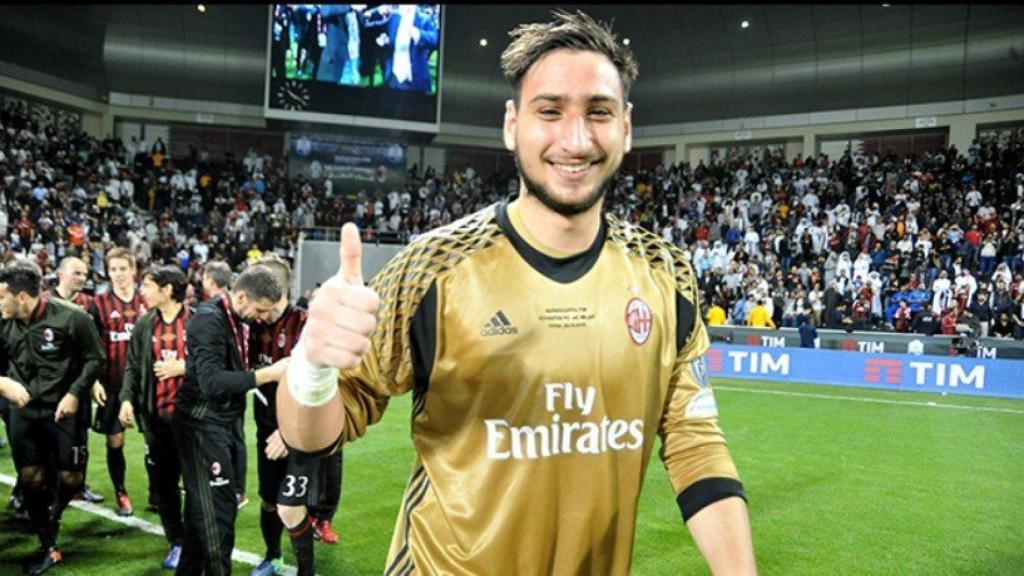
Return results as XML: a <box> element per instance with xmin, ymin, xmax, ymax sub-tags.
<box><xmin>0</xmin><ymin>4</ymin><xmax>1021</xmax><ymax>127</ymax></box>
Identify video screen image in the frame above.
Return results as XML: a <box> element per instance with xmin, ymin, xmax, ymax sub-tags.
<box><xmin>271</xmin><ymin>4</ymin><xmax>441</xmax><ymax>95</ymax></box>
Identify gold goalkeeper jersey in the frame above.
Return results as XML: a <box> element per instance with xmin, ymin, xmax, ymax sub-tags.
<box><xmin>339</xmin><ymin>200</ymin><xmax>744</xmax><ymax>575</ymax></box>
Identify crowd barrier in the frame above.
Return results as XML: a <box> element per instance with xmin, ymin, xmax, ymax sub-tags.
<box><xmin>707</xmin><ymin>343</ymin><xmax>1024</xmax><ymax>400</ymax></box>
<box><xmin>709</xmin><ymin>325</ymin><xmax>1024</xmax><ymax>359</ymax></box>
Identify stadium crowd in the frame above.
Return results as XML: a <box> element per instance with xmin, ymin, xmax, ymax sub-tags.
<box><xmin>3</xmin><ymin>98</ymin><xmax>1024</xmax><ymax>340</ymax></box>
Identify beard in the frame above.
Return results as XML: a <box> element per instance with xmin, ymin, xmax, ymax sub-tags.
<box><xmin>513</xmin><ymin>149</ymin><xmax>618</xmax><ymax>217</ymax></box>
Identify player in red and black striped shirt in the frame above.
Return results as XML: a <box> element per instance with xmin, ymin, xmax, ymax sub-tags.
<box><xmin>248</xmin><ymin>256</ymin><xmax>342</xmax><ymax>576</ymax></box>
<box><xmin>118</xmin><ymin>265</ymin><xmax>190</xmax><ymax>570</ymax></box>
<box><xmin>89</xmin><ymin>247</ymin><xmax>147</xmax><ymax>516</ymax></box>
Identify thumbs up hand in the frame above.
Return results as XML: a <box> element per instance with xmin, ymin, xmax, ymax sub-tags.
<box><xmin>302</xmin><ymin>223</ymin><xmax>380</xmax><ymax>370</ymax></box>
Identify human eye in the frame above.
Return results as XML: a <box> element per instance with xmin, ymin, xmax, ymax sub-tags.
<box><xmin>537</xmin><ymin>108</ymin><xmax>561</xmax><ymax>119</ymax></box>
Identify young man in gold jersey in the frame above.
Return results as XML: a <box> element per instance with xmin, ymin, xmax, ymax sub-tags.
<box><xmin>279</xmin><ymin>10</ymin><xmax>756</xmax><ymax>575</ymax></box>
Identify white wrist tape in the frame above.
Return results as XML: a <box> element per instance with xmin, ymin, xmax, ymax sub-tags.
<box><xmin>287</xmin><ymin>340</ymin><xmax>340</xmax><ymax>407</ymax></box>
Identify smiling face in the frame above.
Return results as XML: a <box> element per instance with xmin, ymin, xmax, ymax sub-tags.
<box><xmin>503</xmin><ymin>49</ymin><xmax>632</xmax><ymax>217</ymax></box>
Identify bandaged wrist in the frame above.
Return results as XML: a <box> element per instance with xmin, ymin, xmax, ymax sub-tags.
<box><xmin>286</xmin><ymin>340</ymin><xmax>340</xmax><ymax>407</ymax></box>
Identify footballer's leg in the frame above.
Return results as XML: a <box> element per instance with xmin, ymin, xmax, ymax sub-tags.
<box><xmin>75</xmin><ymin>397</ymin><xmax>103</xmax><ymax>503</ymax></box>
<box><xmin>174</xmin><ymin>421</ymin><xmax>237</xmax><ymax>576</ymax></box>
<box><xmin>95</xmin><ymin>397</ymin><xmax>132</xmax><ymax>516</ymax></box>
<box><xmin>250</xmin><ymin>425</ymin><xmax>288</xmax><ymax>576</ymax></box>
<box><xmin>277</xmin><ymin>452</ymin><xmax>321</xmax><ymax>576</ymax></box>
<box><xmin>148</xmin><ymin>417</ymin><xmax>184</xmax><ymax>569</ymax></box>
<box><xmin>232</xmin><ymin>417</ymin><xmax>248</xmax><ymax>509</ymax></box>
<box><xmin>311</xmin><ymin>449</ymin><xmax>342</xmax><ymax>544</ymax></box>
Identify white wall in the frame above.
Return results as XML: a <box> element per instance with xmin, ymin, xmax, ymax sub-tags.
<box><xmin>422</xmin><ymin>146</ymin><xmax>446</xmax><ymax>174</ymax></box>
<box><xmin>405</xmin><ymin>145</ymin><xmax>447</xmax><ymax>174</ymax></box>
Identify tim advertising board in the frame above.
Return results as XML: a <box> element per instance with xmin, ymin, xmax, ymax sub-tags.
<box><xmin>706</xmin><ymin>344</ymin><xmax>1023</xmax><ymax>400</ymax></box>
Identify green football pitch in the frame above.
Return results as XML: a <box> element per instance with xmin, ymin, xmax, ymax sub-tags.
<box><xmin>2</xmin><ymin>378</ymin><xmax>1022</xmax><ymax>575</ymax></box>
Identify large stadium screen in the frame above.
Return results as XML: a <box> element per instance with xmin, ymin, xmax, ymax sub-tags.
<box><xmin>264</xmin><ymin>4</ymin><xmax>443</xmax><ymax>131</ymax></box>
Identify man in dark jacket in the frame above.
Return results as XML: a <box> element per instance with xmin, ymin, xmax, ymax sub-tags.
<box><xmin>798</xmin><ymin>307</ymin><xmax>819</xmax><ymax>348</ymax></box>
<box><xmin>118</xmin><ymin>265</ymin><xmax>191</xmax><ymax>570</ymax></box>
<box><xmin>0</xmin><ymin>259</ymin><xmax>105</xmax><ymax>575</ymax></box>
<box><xmin>172</xmin><ymin>265</ymin><xmax>289</xmax><ymax>576</ymax></box>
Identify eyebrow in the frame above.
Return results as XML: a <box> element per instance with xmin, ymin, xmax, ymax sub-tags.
<box><xmin>527</xmin><ymin>94</ymin><xmax>621</xmax><ymax>106</ymax></box>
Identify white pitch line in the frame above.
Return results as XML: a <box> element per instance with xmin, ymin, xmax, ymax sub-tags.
<box><xmin>715</xmin><ymin>385</ymin><xmax>1024</xmax><ymax>415</ymax></box>
<box><xmin>0</xmin><ymin>472</ymin><xmax>300</xmax><ymax>575</ymax></box>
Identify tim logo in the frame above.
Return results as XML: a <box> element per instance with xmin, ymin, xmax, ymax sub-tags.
<box><xmin>625</xmin><ymin>298</ymin><xmax>652</xmax><ymax>345</ymax></box>
<box><xmin>705</xmin><ymin>349</ymin><xmax>724</xmax><ymax>372</ymax></box>
<box><xmin>727</xmin><ymin>351</ymin><xmax>790</xmax><ymax>375</ymax></box>
<box><xmin>864</xmin><ymin>358</ymin><xmax>902</xmax><ymax>384</ymax></box>
<box><xmin>909</xmin><ymin>362</ymin><xmax>985</xmax><ymax>389</ymax></box>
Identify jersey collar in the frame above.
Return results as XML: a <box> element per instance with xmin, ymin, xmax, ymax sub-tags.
<box><xmin>495</xmin><ymin>201</ymin><xmax>606</xmax><ymax>284</ymax></box>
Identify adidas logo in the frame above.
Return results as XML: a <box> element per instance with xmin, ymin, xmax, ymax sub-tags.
<box><xmin>481</xmin><ymin>310</ymin><xmax>518</xmax><ymax>337</ymax></box>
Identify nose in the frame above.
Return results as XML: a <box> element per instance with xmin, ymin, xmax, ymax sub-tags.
<box><xmin>560</xmin><ymin>112</ymin><xmax>594</xmax><ymax>157</ymax></box>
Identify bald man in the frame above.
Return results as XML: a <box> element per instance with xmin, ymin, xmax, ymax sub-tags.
<box><xmin>47</xmin><ymin>257</ymin><xmax>107</xmax><ymax>505</ymax></box>
<box><xmin>51</xmin><ymin>257</ymin><xmax>92</xmax><ymax>310</ymax></box>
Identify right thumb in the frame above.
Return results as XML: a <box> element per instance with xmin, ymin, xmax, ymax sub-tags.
<box><xmin>340</xmin><ymin>223</ymin><xmax>363</xmax><ymax>285</ymax></box>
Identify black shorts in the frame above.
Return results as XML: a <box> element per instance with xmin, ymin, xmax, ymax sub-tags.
<box><xmin>76</xmin><ymin>394</ymin><xmax>92</xmax><ymax>430</ymax></box>
<box><xmin>255</xmin><ymin>425</ymin><xmax>324</xmax><ymax>507</ymax></box>
<box><xmin>91</xmin><ymin>397</ymin><xmax>125</xmax><ymax>435</ymax></box>
<box><xmin>9</xmin><ymin>410</ymin><xmax>88</xmax><ymax>472</ymax></box>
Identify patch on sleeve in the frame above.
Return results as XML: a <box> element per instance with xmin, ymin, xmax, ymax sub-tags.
<box><xmin>685</xmin><ymin>388</ymin><xmax>719</xmax><ymax>418</ymax></box>
<box><xmin>691</xmin><ymin>358</ymin><xmax>710</xmax><ymax>389</ymax></box>
<box><xmin>685</xmin><ymin>358</ymin><xmax>718</xmax><ymax>418</ymax></box>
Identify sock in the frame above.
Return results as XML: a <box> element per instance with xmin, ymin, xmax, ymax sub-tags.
<box><xmin>107</xmin><ymin>446</ymin><xmax>126</xmax><ymax>493</ymax></box>
<box><xmin>54</xmin><ymin>481</ymin><xmax>79</xmax><ymax>520</ymax></box>
<box><xmin>286</xmin><ymin>514</ymin><xmax>316</xmax><ymax>576</ymax></box>
<box><xmin>24</xmin><ymin>484</ymin><xmax>54</xmax><ymax>550</ymax></box>
<box><xmin>144</xmin><ymin>452</ymin><xmax>159</xmax><ymax>504</ymax></box>
<box><xmin>260</xmin><ymin>507</ymin><xmax>284</xmax><ymax>561</ymax></box>
<box><xmin>48</xmin><ymin>481</ymin><xmax>81</xmax><ymax>546</ymax></box>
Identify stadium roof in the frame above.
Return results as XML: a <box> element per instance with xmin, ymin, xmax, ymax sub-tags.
<box><xmin>1</xmin><ymin>4</ymin><xmax>1022</xmax><ymax>127</ymax></box>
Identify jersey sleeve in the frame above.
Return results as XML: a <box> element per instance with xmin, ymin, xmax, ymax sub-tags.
<box><xmin>69</xmin><ymin>307</ymin><xmax>107</xmax><ymax>400</ymax></box>
<box><xmin>334</xmin><ymin>211</ymin><xmax>499</xmax><ymax>445</ymax></box>
<box><xmin>334</xmin><ymin>239</ymin><xmax>440</xmax><ymax>444</ymax></box>
<box><xmin>657</xmin><ymin>263</ymin><xmax>746</xmax><ymax>522</ymax></box>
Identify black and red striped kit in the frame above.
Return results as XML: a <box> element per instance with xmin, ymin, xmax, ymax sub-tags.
<box><xmin>250</xmin><ymin>304</ymin><xmax>307</xmax><ymax>430</ymax></box>
<box><xmin>152</xmin><ymin>307</ymin><xmax>189</xmax><ymax>420</ymax></box>
<box><xmin>91</xmin><ymin>289</ymin><xmax>148</xmax><ymax>392</ymax></box>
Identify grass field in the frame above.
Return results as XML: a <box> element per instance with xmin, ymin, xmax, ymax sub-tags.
<box><xmin>2</xmin><ymin>378</ymin><xmax>1023</xmax><ymax>575</ymax></box>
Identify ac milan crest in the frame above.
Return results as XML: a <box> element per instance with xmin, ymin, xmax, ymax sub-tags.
<box><xmin>211</xmin><ymin>461</ymin><xmax>221</xmax><ymax>476</ymax></box>
<box><xmin>43</xmin><ymin>328</ymin><xmax>54</xmax><ymax>342</ymax></box>
<box><xmin>625</xmin><ymin>297</ymin><xmax>653</xmax><ymax>345</ymax></box>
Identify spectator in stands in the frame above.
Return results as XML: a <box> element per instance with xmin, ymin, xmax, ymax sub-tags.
<box><xmin>798</xmin><ymin>308</ymin><xmax>818</xmax><ymax>348</ymax></box>
<box><xmin>990</xmin><ymin>312</ymin><xmax>1014</xmax><ymax>338</ymax></box>
<box><xmin>893</xmin><ymin>299</ymin><xmax>913</xmax><ymax>333</ymax></box>
<box><xmin>747</xmin><ymin>299</ymin><xmax>775</xmax><ymax>329</ymax></box>
<box><xmin>706</xmin><ymin>299</ymin><xmax>727</xmax><ymax>327</ymax></box>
